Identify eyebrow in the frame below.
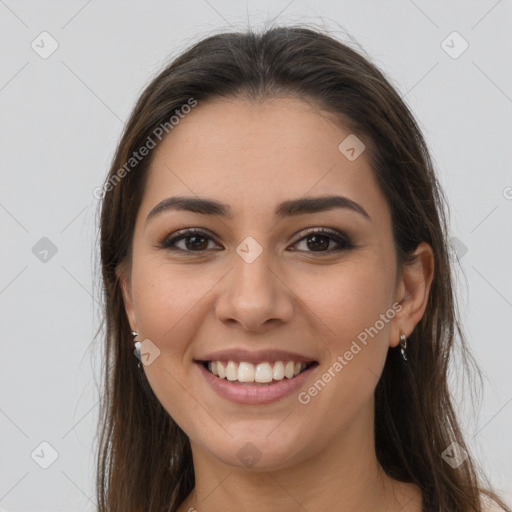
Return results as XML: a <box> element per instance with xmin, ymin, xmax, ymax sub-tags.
<box><xmin>145</xmin><ymin>194</ymin><xmax>371</xmax><ymax>226</ymax></box>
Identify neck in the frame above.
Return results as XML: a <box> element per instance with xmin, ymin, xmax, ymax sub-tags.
<box><xmin>178</xmin><ymin>403</ymin><xmax>422</xmax><ymax>512</ymax></box>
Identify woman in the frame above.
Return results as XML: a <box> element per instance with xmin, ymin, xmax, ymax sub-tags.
<box><xmin>95</xmin><ymin>24</ymin><xmax>510</xmax><ymax>512</ymax></box>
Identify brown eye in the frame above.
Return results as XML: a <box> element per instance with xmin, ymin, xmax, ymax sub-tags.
<box><xmin>290</xmin><ymin>228</ymin><xmax>354</xmax><ymax>253</ymax></box>
<box><xmin>160</xmin><ymin>229</ymin><xmax>221</xmax><ymax>252</ymax></box>
<box><xmin>159</xmin><ymin>227</ymin><xmax>353</xmax><ymax>255</ymax></box>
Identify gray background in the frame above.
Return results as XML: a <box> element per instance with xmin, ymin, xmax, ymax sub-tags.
<box><xmin>0</xmin><ymin>1</ymin><xmax>511</xmax><ymax>510</ymax></box>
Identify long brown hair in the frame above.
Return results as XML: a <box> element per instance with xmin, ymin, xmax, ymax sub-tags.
<box><xmin>95</xmin><ymin>24</ymin><xmax>509</xmax><ymax>512</ymax></box>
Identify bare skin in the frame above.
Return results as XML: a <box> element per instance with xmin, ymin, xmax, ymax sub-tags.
<box><xmin>119</xmin><ymin>96</ymin><xmax>433</xmax><ymax>512</ymax></box>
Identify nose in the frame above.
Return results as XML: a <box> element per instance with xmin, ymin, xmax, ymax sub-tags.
<box><xmin>214</xmin><ymin>249</ymin><xmax>294</xmax><ymax>333</ymax></box>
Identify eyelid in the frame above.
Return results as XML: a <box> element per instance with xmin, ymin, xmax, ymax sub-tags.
<box><xmin>160</xmin><ymin>227</ymin><xmax>216</xmax><ymax>242</ymax></box>
<box><xmin>158</xmin><ymin>227</ymin><xmax>221</xmax><ymax>249</ymax></box>
<box><xmin>291</xmin><ymin>226</ymin><xmax>350</xmax><ymax>244</ymax></box>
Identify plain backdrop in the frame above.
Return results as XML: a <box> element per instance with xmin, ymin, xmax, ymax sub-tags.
<box><xmin>0</xmin><ymin>1</ymin><xmax>511</xmax><ymax>510</ymax></box>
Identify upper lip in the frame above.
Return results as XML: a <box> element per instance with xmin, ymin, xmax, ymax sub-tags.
<box><xmin>195</xmin><ymin>348</ymin><xmax>317</xmax><ymax>364</ymax></box>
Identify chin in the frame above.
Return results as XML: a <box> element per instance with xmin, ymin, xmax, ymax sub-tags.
<box><xmin>194</xmin><ymin>427</ymin><xmax>311</xmax><ymax>472</ymax></box>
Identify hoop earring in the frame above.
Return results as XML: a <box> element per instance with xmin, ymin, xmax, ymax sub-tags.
<box><xmin>131</xmin><ymin>331</ymin><xmax>142</xmax><ymax>368</ymax></box>
<box><xmin>399</xmin><ymin>333</ymin><xmax>408</xmax><ymax>362</ymax></box>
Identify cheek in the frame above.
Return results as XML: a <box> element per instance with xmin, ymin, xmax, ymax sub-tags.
<box><xmin>291</xmin><ymin>258</ymin><xmax>395</xmax><ymax>406</ymax></box>
<box><xmin>295</xmin><ymin>259</ymin><xmax>394</xmax><ymax>348</ymax></box>
<box><xmin>130</xmin><ymin>259</ymin><xmax>223</xmax><ymax>358</ymax></box>
<box><xmin>129</xmin><ymin>260</ymin><xmax>220</xmax><ymax>434</ymax></box>
<box><xmin>289</xmin><ymin>264</ymin><xmax>394</xmax><ymax>434</ymax></box>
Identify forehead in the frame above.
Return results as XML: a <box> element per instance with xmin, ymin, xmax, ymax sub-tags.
<box><xmin>141</xmin><ymin>96</ymin><xmax>387</xmax><ymax>222</ymax></box>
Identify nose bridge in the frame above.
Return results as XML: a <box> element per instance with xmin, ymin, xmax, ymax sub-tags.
<box><xmin>234</xmin><ymin>243</ymin><xmax>274</xmax><ymax>294</ymax></box>
<box><xmin>214</xmin><ymin>239</ymin><xmax>294</xmax><ymax>331</ymax></box>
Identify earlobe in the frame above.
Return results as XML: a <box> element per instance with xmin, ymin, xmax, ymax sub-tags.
<box><xmin>116</xmin><ymin>264</ymin><xmax>138</xmax><ymax>333</ymax></box>
<box><xmin>390</xmin><ymin>242</ymin><xmax>434</xmax><ymax>347</ymax></box>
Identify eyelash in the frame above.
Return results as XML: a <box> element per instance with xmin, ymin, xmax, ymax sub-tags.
<box><xmin>158</xmin><ymin>227</ymin><xmax>354</xmax><ymax>255</ymax></box>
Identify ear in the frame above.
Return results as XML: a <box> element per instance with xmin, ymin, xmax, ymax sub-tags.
<box><xmin>389</xmin><ymin>241</ymin><xmax>434</xmax><ymax>348</ymax></box>
<box><xmin>116</xmin><ymin>262</ymin><xmax>138</xmax><ymax>333</ymax></box>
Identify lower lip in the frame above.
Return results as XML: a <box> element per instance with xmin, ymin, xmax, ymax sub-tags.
<box><xmin>197</xmin><ymin>362</ymin><xmax>317</xmax><ymax>405</ymax></box>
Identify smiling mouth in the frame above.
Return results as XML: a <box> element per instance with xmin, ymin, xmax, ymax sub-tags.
<box><xmin>200</xmin><ymin>360</ymin><xmax>318</xmax><ymax>385</ymax></box>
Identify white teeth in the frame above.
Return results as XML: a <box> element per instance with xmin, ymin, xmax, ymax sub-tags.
<box><xmin>284</xmin><ymin>361</ymin><xmax>295</xmax><ymax>379</ymax></box>
<box><xmin>237</xmin><ymin>362</ymin><xmax>255</xmax><ymax>382</ymax></box>
<box><xmin>255</xmin><ymin>362</ymin><xmax>273</xmax><ymax>383</ymax></box>
<box><xmin>206</xmin><ymin>360</ymin><xmax>310</xmax><ymax>383</ymax></box>
<box><xmin>226</xmin><ymin>361</ymin><xmax>237</xmax><ymax>381</ymax></box>
<box><xmin>273</xmin><ymin>361</ymin><xmax>285</xmax><ymax>380</ymax></box>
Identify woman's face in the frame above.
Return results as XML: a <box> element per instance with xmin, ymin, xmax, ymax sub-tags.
<box><xmin>120</xmin><ymin>96</ymin><xmax>423</xmax><ymax>471</ymax></box>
